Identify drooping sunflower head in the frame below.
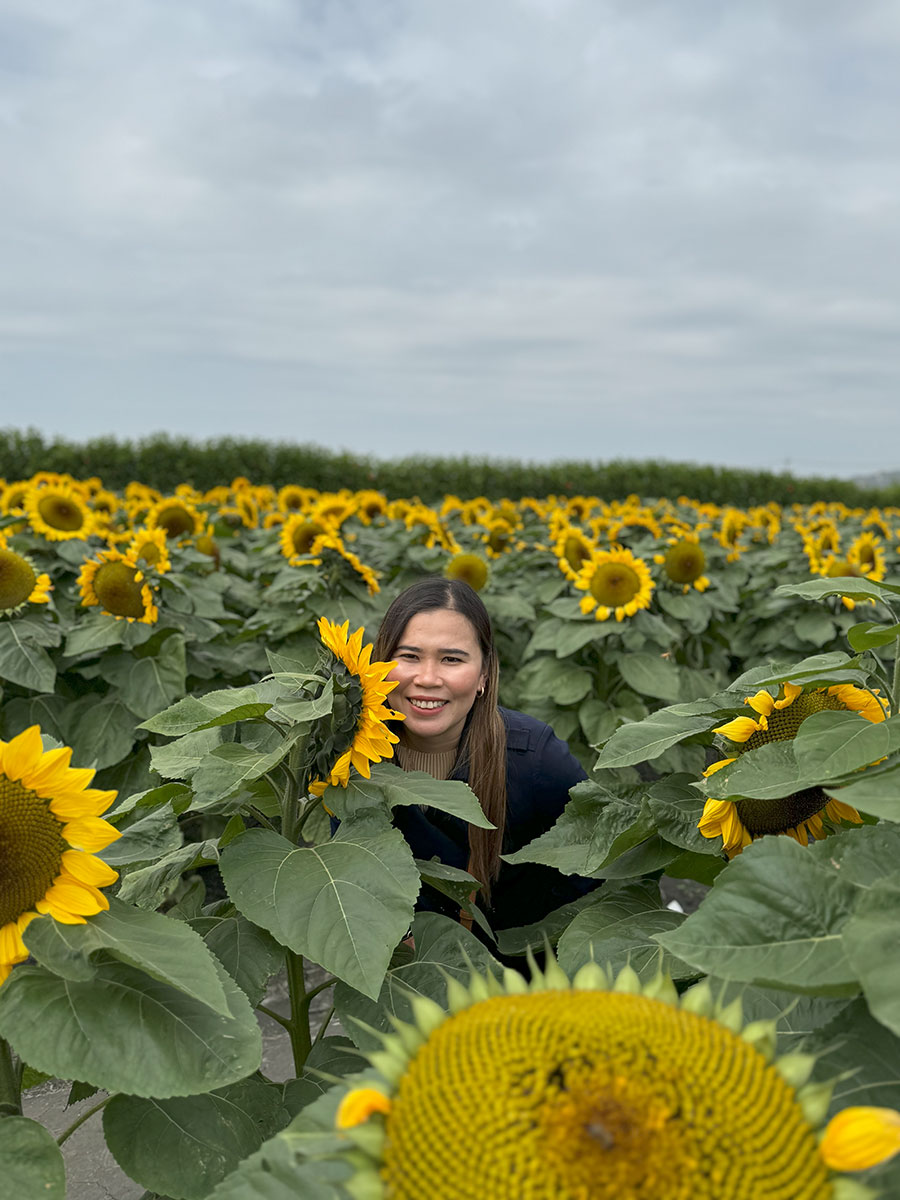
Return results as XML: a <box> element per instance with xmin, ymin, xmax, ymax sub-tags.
<box><xmin>331</xmin><ymin>956</ymin><xmax>900</xmax><ymax>1198</ymax></box>
<box><xmin>145</xmin><ymin>496</ymin><xmax>203</xmax><ymax>541</ymax></box>
<box><xmin>306</xmin><ymin>617</ymin><xmax>403</xmax><ymax>796</ymax></box>
<box><xmin>353</xmin><ymin>490</ymin><xmax>388</xmax><ymax>524</ymax></box>
<box><xmin>0</xmin><ymin>533</ymin><xmax>52</xmax><ymax>616</ymax></box>
<box><xmin>444</xmin><ymin>553</ymin><xmax>489</xmax><ymax>592</ymax></box>
<box><xmin>553</xmin><ymin>525</ymin><xmax>595</xmax><ymax>582</ymax></box>
<box><xmin>24</xmin><ymin>483</ymin><xmax>94</xmax><ymax>542</ymax></box>
<box><xmin>700</xmin><ymin>683</ymin><xmax>885</xmax><ymax>855</ymax></box>
<box><xmin>0</xmin><ymin>481</ymin><xmax>29</xmax><ymax>516</ymax></box>
<box><xmin>655</xmin><ymin>532</ymin><xmax>710</xmax><ymax>592</ymax></box>
<box><xmin>77</xmin><ymin>549</ymin><xmax>158</xmax><ymax>624</ymax></box>
<box><xmin>0</xmin><ymin>725</ymin><xmax>120</xmax><ymax>985</ymax></box>
<box><xmin>575</xmin><ymin>545</ymin><xmax>655</xmax><ymax>622</ymax></box>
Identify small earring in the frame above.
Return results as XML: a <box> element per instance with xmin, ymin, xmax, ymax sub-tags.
<box><xmin>477</xmin><ymin>685</ymin><xmax>485</xmax><ymax>698</ymax></box>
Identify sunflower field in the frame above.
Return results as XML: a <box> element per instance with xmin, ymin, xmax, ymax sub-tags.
<box><xmin>1</xmin><ymin>471</ymin><xmax>900</xmax><ymax>1198</ymax></box>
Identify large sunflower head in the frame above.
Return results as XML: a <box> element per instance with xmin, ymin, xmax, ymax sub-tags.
<box><xmin>331</xmin><ymin>956</ymin><xmax>900</xmax><ymax>1198</ymax></box>
<box><xmin>575</xmin><ymin>545</ymin><xmax>655</xmax><ymax>622</ymax></box>
<box><xmin>0</xmin><ymin>726</ymin><xmax>120</xmax><ymax>985</ymax></box>
<box><xmin>700</xmin><ymin>683</ymin><xmax>885</xmax><ymax>855</ymax></box>
<box><xmin>145</xmin><ymin>496</ymin><xmax>203</xmax><ymax>541</ymax></box>
<box><xmin>444</xmin><ymin>553</ymin><xmax>489</xmax><ymax>592</ymax></box>
<box><xmin>77</xmin><ymin>548</ymin><xmax>159</xmax><ymax>624</ymax></box>
<box><xmin>307</xmin><ymin>618</ymin><xmax>403</xmax><ymax>796</ymax></box>
<box><xmin>0</xmin><ymin>533</ymin><xmax>52</xmax><ymax>616</ymax></box>
<box><xmin>24</xmin><ymin>483</ymin><xmax>95</xmax><ymax>542</ymax></box>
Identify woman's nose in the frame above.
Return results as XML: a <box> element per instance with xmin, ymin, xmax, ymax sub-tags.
<box><xmin>413</xmin><ymin>659</ymin><xmax>440</xmax><ymax>685</ymax></box>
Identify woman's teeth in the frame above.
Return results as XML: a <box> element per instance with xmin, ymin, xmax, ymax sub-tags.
<box><xmin>409</xmin><ymin>699</ymin><xmax>447</xmax><ymax>710</ymax></box>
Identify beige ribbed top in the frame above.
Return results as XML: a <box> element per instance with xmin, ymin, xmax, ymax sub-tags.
<box><xmin>395</xmin><ymin>742</ymin><xmax>457</xmax><ymax>781</ymax></box>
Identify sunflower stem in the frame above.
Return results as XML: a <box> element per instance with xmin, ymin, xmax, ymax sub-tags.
<box><xmin>280</xmin><ymin>737</ymin><xmax>310</xmax><ymax>845</ymax></box>
<box><xmin>284</xmin><ymin>951</ymin><xmax>313</xmax><ymax>1074</ymax></box>
<box><xmin>296</xmin><ymin>795</ymin><xmax>326</xmax><ymax>840</ymax></box>
<box><xmin>56</xmin><ymin>1095</ymin><xmax>113</xmax><ymax>1145</ymax></box>
<box><xmin>892</xmin><ymin>635</ymin><xmax>900</xmax><ymax>715</ymax></box>
<box><xmin>0</xmin><ymin>1038</ymin><xmax>21</xmax><ymax>1118</ymax></box>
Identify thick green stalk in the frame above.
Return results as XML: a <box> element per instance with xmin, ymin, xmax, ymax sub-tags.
<box><xmin>284</xmin><ymin>951</ymin><xmax>313</xmax><ymax>1074</ymax></box>
<box><xmin>0</xmin><ymin>1038</ymin><xmax>22</xmax><ymax>1118</ymax></box>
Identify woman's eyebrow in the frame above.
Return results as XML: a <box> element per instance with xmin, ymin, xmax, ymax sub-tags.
<box><xmin>395</xmin><ymin>643</ymin><xmax>471</xmax><ymax>656</ymax></box>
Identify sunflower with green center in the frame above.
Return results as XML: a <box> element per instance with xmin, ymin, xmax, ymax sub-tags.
<box><xmin>699</xmin><ymin>682</ymin><xmax>884</xmax><ymax>856</ymax></box>
<box><xmin>444</xmin><ymin>553</ymin><xmax>489</xmax><ymax>592</ymax></box>
<box><xmin>308</xmin><ymin>618</ymin><xmax>403</xmax><ymax>796</ymax></box>
<box><xmin>574</xmin><ymin>545</ymin><xmax>655</xmax><ymax>621</ymax></box>
<box><xmin>126</xmin><ymin>527</ymin><xmax>171</xmax><ymax>574</ymax></box>
<box><xmin>0</xmin><ymin>726</ymin><xmax>120</xmax><ymax>985</ymax></box>
<box><xmin>331</xmin><ymin>956</ymin><xmax>899</xmax><ymax>1198</ymax></box>
<box><xmin>0</xmin><ymin>533</ymin><xmax>52</xmax><ymax>616</ymax></box>
<box><xmin>654</xmin><ymin>531</ymin><xmax>710</xmax><ymax>593</ymax></box>
<box><xmin>145</xmin><ymin>496</ymin><xmax>203</xmax><ymax>540</ymax></box>
<box><xmin>24</xmin><ymin>483</ymin><xmax>95</xmax><ymax>542</ymax></box>
<box><xmin>77</xmin><ymin>548</ymin><xmax>159</xmax><ymax>624</ymax></box>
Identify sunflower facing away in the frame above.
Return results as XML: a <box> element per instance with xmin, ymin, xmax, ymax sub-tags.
<box><xmin>700</xmin><ymin>682</ymin><xmax>884</xmax><ymax>856</ymax></box>
<box><xmin>0</xmin><ymin>533</ymin><xmax>52</xmax><ymax>616</ymax></box>
<box><xmin>308</xmin><ymin>618</ymin><xmax>403</xmax><ymax>796</ymax></box>
<box><xmin>77</xmin><ymin>548</ymin><xmax>159</xmax><ymax>624</ymax></box>
<box><xmin>574</xmin><ymin>545</ymin><xmax>655</xmax><ymax>621</ymax></box>
<box><xmin>0</xmin><ymin>726</ymin><xmax>120</xmax><ymax>985</ymax></box>
<box><xmin>330</xmin><ymin>955</ymin><xmax>900</xmax><ymax>1199</ymax></box>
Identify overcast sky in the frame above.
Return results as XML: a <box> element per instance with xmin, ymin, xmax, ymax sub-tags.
<box><xmin>1</xmin><ymin>0</ymin><xmax>898</xmax><ymax>479</ymax></box>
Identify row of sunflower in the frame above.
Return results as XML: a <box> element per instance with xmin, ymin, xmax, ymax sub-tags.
<box><xmin>1</xmin><ymin>473</ymin><xmax>900</xmax><ymax>1196</ymax></box>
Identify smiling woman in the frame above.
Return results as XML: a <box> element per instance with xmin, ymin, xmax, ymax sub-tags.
<box><xmin>371</xmin><ymin>578</ymin><xmax>599</xmax><ymax>942</ymax></box>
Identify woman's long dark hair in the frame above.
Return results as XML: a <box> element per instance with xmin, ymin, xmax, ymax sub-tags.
<box><xmin>373</xmin><ymin>578</ymin><xmax>507</xmax><ymax>903</ymax></box>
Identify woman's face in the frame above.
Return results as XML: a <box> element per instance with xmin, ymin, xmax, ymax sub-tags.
<box><xmin>387</xmin><ymin>608</ymin><xmax>487</xmax><ymax>753</ymax></box>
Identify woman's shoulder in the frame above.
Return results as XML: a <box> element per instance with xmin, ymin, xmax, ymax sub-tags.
<box><xmin>498</xmin><ymin>706</ymin><xmax>556</xmax><ymax>753</ymax></box>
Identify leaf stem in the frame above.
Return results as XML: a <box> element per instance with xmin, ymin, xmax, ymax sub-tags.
<box><xmin>0</xmin><ymin>1037</ymin><xmax>21</xmax><ymax>1118</ymax></box>
<box><xmin>296</xmin><ymin>796</ymin><xmax>325</xmax><ymax>839</ymax></box>
<box><xmin>257</xmin><ymin>1003</ymin><xmax>292</xmax><ymax>1031</ymax></box>
<box><xmin>312</xmin><ymin>1004</ymin><xmax>336</xmax><ymax>1046</ymax></box>
<box><xmin>892</xmin><ymin>633</ymin><xmax>900</xmax><ymax>716</ymax></box>
<box><xmin>57</xmin><ymin>1094</ymin><xmax>113</xmax><ymax>1145</ymax></box>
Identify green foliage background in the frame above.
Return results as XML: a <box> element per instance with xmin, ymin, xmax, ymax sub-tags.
<box><xmin>2</xmin><ymin>427</ymin><xmax>893</xmax><ymax>507</ymax></box>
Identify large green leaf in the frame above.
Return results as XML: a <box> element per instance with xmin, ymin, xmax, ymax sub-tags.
<box><xmin>701</xmin><ymin>741</ymin><xmax>808</xmax><ymax>800</ymax></box>
<box><xmin>808</xmin><ymin>822</ymin><xmax>900</xmax><ymax>886</ymax></box>
<box><xmin>596</xmin><ymin>709</ymin><xmax>716</xmax><ymax>769</ymax></box>
<box><xmin>0</xmin><ymin>693</ymin><xmax>72</xmax><ymax>744</ymax></box>
<box><xmin>191</xmin><ymin>915</ymin><xmax>284</xmax><ymax>1007</ymax></box>
<box><xmin>496</xmin><ymin>878</ymin><xmax>660</xmax><ymax>957</ymax></box>
<box><xmin>847</xmin><ymin>620</ymin><xmax>900</xmax><ymax>651</ymax></box>
<box><xmin>775</xmin><ymin>577</ymin><xmax>900</xmax><ymax>604</ymax></box>
<box><xmin>517</xmin><ymin>655</ymin><xmax>594</xmax><ymax>706</ymax></box>
<box><xmin>101</xmin><ymin>801</ymin><xmax>183</xmax><ymax>865</ymax></box>
<box><xmin>149</xmin><ymin>726</ymin><xmax>224</xmax><ymax>779</ymax></box>
<box><xmin>558</xmin><ymin>904</ymin><xmax>693</xmax><ymax>982</ymax></box>
<box><xmin>793</xmin><ymin>709</ymin><xmax>900</xmax><ymax>778</ymax></box>
<box><xmin>24</xmin><ymin>897</ymin><xmax>232</xmax><ymax>1016</ymax></box>
<box><xmin>103</xmin><ymin>1077</ymin><xmax>286</xmax><ymax>1200</ymax></box>
<box><xmin>645</xmin><ymin>777</ymin><xmax>718</xmax><ymax>854</ymax></box>
<box><xmin>824</xmin><ymin>766</ymin><xmax>900</xmax><ymax>821</ymax></box>
<box><xmin>118</xmin><ymin>633</ymin><xmax>188</xmax><ymax>719</ymax></box>
<box><xmin>806</xmin><ymin>997</ymin><xmax>900</xmax><ymax>1111</ymax></box>
<box><xmin>654</xmin><ymin>837</ymin><xmax>860</xmax><ymax>993</ymax></box>
<box><xmin>0</xmin><ymin>1117</ymin><xmax>65</xmax><ymax>1200</ymax></box>
<box><xmin>189</xmin><ymin>740</ymin><xmax>293</xmax><ymax>808</ymax></box>
<box><xmin>0</xmin><ymin>958</ymin><xmax>260</xmax><ymax>1097</ymax></box>
<box><xmin>140</xmin><ymin>686</ymin><xmax>273</xmax><ymax>735</ymax></box>
<box><xmin>503</xmin><ymin>783</ymin><xmax>655</xmax><ymax>875</ymax></box>
<box><xmin>117</xmin><ymin>838</ymin><xmax>220</xmax><ymax>909</ymax></box>
<box><xmin>64</xmin><ymin>611</ymin><xmax>126</xmax><ymax>656</ymax></box>
<box><xmin>69</xmin><ymin>696</ymin><xmax>137</xmax><ymax>770</ymax></box>
<box><xmin>220</xmin><ymin>822</ymin><xmax>420</xmax><ymax>999</ymax></box>
<box><xmin>616</xmin><ymin>652</ymin><xmax>682</xmax><ymax>702</ymax></box>
<box><xmin>0</xmin><ymin>622</ymin><xmax>55</xmax><ymax>692</ymax></box>
<box><xmin>333</xmin><ymin>912</ymin><xmax>502</xmax><ymax>1051</ymax></box>
<box><xmin>841</xmin><ymin>875</ymin><xmax>900</xmax><ymax>1037</ymax></box>
<box><xmin>324</xmin><ymin>762</ymin><xmax>493</xmax><ymax>829</ymax></box>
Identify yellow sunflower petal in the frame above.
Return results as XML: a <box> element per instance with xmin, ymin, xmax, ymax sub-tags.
<box><xmin>745</xmin><ymin>690</ymin><xmax>775</xmax><ymax>717</ymax></box>
<box><xmin>713</xmin><ymin>716</ymin><xmax>765</xmax><ymax>743</ymax></box>
<box><xmin>61</xmin><ymin>816</ymin><xmax>121</xmax><ymax>852</ymax></box>
<box><xmin>775</xmin><ymin>682</ymin><xmax>803</xmax><ymax>709</ymax></box>
<box><xmin>2</xmin><ymin>724</ymin><xmax>45</xmax><ymax>781</ymax></box>
<box><xmin>702</xmin><ymin>757</ymin><xmax>736</xmax><ymax>777</ymax></box>
<box><xmin>337</xmin><ymin>1087</ymin><xmax>392</xmax><ymax>1129</ymax></box>
<box><xmin>60</xmin><ymin>849</ymin><xmax>119</xmax><ymax>887</ymax></box>
<box><xmin>820</xmin><ymin>1106</ymin><xmax>900</xmax><ymax>1171</ymax></box>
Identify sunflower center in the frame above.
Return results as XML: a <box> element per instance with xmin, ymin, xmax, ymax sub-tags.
<box><xmin>743</xmin><ymin>692</ymin><xmax>843</xmax><ymax>751</ymax></box>
<box><xmin>736</xmin><ymin>787</ymin><xmax>830</xmax><ymax>836</ymax></box>
<box><xmin>0</xmin><ymin>776</ymin><xmax>66</xmax><ymax>926</ymax></box>
<box><xmin>563</xmin><ymin>536</ymin><xmax>591</xmax><ymax>570</ymax></box>
<box><xmin>487</xmin><ymin>526</ymin><xmax>512</xmax><ymax>553</ymax></box>
<box><xmin>156</xmin><ymin>505</ymin><xmax>195</xmax><ymax>538</ymax></box>
<box><xmin>446</xmin><ymin>555</ymin><xmax>488</xmax><ymax>591</ymax></box>
<box><xmin>590</xmin><ymin>562</ymin><xmax>641</xmax><ymax>607</ymax></box>
<box><xmin>92</xmin><ymin>562</ymin><xmax>147</xmax><ymax>618</ymax></box>
<box><xmin>825</xmin><ymin>559</ymin><xmax>862</xmax><ymax>578</ymax></box>
<box><xmin>136</xmin><ymin>542</ymin><xmax>161</xmax><ymax>565</ymax></box>
<box><xmin>37</xmin><ymin>495</ymin><xmax>84</xmax><ymax>531</ymax></box>
<box><xmin>664</xmin><ymin>541</ymin><xmax>706</xmax><ymax>584</ymax></box>
<box><xmin>291</xmin><ymin>521</ymin><xmax>326</xmax><ymax>555</ymax></box>
<box><xmin>0</xmin><ymin>549</ymin><xmax>36</xmax><ymax>611</ymax></box>
<box><xmin>381</xmin><ymin>991</ymin><xmax>831</xmax><ymax>1199</ymax></box>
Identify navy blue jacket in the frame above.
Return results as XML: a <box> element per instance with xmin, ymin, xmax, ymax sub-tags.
<box><xmin>393</xmin><ymin>707</ymin><xmax>598</xmax><ymax>934</ymax></box>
